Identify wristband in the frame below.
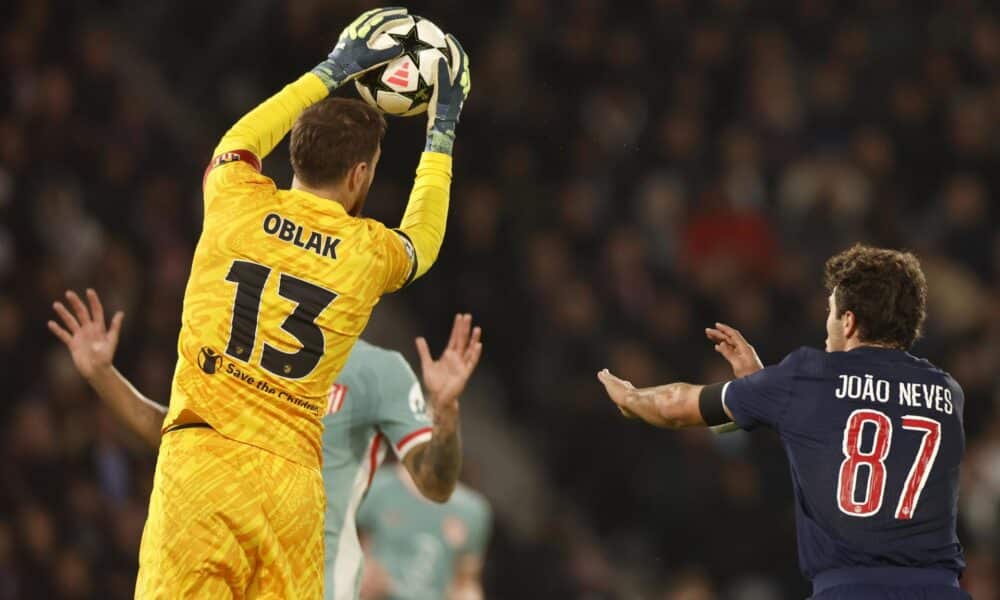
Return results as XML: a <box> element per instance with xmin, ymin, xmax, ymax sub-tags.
<box><xmin>699</xmin><ymin>382</ymin><xmax>732</xmax><ymax>426</ymax></box>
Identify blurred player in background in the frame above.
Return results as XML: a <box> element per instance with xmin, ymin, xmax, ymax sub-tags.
<box><xmin>598</xmin><ymin>245</ymin><xmax>970</xmax><ymax>600</ymax></box>
<box><xmin>95</xmin><ymin>4</ymin><xmax>470</xmax><ymax>596</ymax></box>
<box><xmin>358</xmin><ymin>464</ymin><xmax>491</xmax><ymax>600</ymax></box>
<box><xmin>48</xmin><ymin>289</ymin><xmax>482</xmax><ymax>600</ymax></box>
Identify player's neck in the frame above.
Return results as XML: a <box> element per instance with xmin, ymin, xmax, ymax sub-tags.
<box><xmin>845</xmin><ymin>338</ymin><xmax>897</xmax><ymax>352</ymax></box>
<box><xmin>291</xmin><ymin>177</ymin><xmax>354</xmax><ymax>213</ymax></box>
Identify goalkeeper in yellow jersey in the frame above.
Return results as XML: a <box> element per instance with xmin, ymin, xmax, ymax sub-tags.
<box><xmin>134</xmin><ymin>7</ymin><xmax>470</xmax><ymax>599</ymax></box>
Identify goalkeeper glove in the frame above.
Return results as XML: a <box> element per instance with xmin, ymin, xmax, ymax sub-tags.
<box><xmin>312</xmin><ymin>7</ymin><xmax>409</xmax><ymax>91</ymax></box>
<box><xmin>425</xmin><ymin>34</ymin><xmax>471</xmax><ymax>155</ymax></box>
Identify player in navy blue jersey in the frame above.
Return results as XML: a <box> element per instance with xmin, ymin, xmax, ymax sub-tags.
<box><xmin>598</xmin><ymin>244</ymin><xmax>970</xmax><ymax>600</ymax></box>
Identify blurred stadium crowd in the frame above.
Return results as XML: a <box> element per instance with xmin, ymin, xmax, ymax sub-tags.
<box><xmin>1</xmin><ymin>0</ymin><xmax>998</xmax><ymax>598</ymax></box>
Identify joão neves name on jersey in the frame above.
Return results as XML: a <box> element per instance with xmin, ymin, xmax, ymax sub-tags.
<box><xmin>835</xmin><ymin>374</ymin><xmax>954</xmax><ymax>415</ymax></box>
<box><xmin>262</xmin><ymin>213</ymin><xmax>341</xmax><ymax>260</ymax></box>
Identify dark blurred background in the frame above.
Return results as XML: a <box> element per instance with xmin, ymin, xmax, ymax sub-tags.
<box><xmin>1</xmin><ymin>0</ymin><xmax>998</xmax><ymax>598</ymax></box>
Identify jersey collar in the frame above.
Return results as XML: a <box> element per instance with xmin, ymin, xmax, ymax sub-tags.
<box><xmin>287</xmin><ymin>188</ymin><xmax>349</xmax><ymax>216</ymax></box>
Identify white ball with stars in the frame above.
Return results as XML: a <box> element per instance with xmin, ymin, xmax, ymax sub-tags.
<box><xmin>355</xmin><ymin>15</ymin><xmax>452</xmax><ymax>117</ymax></box>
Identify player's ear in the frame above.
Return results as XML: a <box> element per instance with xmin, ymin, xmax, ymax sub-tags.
<box><xmin>842</xmin><ymin>310</ymin><xmax>858</xmax><ymax>340</ymax></box>
<box><xmin>346</xmin><ymin>160</ymin><xmax>369</xmax><ymax>193</ymax></box>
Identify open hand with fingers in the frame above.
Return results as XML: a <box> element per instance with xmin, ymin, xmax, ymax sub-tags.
<box><xmin>48</xmin><ymin>289</ymin><xmax>124</xmax><ymax>381</ymax></box>
<box><xmin>415</xmin><ymin>314</ymin><xmax>483</xmax><ymax>413</ymax></box>
<box><xmin>597</xmin><ymin>369</ymin><xmax>638</xmax><ymax>418</ymax></box>
<box><xmin>705</xmin><ymin>322</ymin><xmax>764</xmax><ymax>378</ymax></box>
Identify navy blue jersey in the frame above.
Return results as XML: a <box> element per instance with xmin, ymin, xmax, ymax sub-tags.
<box><xmin>723</xmin><ymin>346</ymin><xmax>965</xmax><ymax>580</ymax></box>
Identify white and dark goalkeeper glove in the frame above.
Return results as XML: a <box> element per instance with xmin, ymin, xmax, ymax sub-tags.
<box><xmin>312</xmin><ymin>7</ymin><xmax>409</xmax><ymax>91</ymax></box>
<box><xmin>425</xmin><ymin>34</ymin><xmax>471</xmax><ymax>155</ymax></box>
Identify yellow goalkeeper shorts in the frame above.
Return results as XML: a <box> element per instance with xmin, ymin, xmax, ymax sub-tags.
<box><xmin>135</xmin><ymin>426</ymin><xmax>324</xmax><ymax>599</ymax></box>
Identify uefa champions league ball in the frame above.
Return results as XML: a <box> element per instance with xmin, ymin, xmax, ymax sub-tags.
<box><xmin>355</xmin><ymin>15</ymin><xmax>453</xmax><ymax>117</ymax></box>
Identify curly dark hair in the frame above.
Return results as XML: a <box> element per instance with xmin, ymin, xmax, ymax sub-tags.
<box><xmin>824</xmin><ymin>244</ymin><xmax>928</xmax><ymax>350</ymax></box>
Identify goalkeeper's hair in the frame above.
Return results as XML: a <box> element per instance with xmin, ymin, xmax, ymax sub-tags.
<box><xmin>824</xmin><ymin>244</ymin><xmax>928</xmax><ymax>350</ymax></box>
<box><xmin>290</xmin><ymin>98</ymin><xmax>386</xmax><ymax>187</ymax></box>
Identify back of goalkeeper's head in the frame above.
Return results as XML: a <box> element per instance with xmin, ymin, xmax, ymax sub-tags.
<box><xmin>290</xmin><ymin>97</ymin><xmax>387</xmax><ymax>215</ymax></box>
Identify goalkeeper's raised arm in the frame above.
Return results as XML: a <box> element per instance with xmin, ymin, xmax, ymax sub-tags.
<box><xmin>204</xmin><ymin>5</ymin><xmax>470</xmax><ymax>292</ymax></box>
<box><xmin>212</xmin><ymin>7</ymin><xmax>408</xmax><ymax>162</ymax></box>
<box><xmin>385</xmin><ymin>33</ymin><xmax>471</xmax><ymax>289</ymax></box>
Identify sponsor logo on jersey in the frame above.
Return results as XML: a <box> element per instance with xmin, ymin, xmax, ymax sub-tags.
<box><xmin>215</xmin><ymin>152</ymin><xmax>242</xmax><ymax>166</ymax></box>
<box><xmin>209</xmin><ymin>149</ymin><xmax>261</xmax><ymax>172</ymax></box>
<box><xmin>401</xmin><ymin>234</ymin><xmax>416</xmax><ymax>264</ymax></box>
<box><xmin>198</xmin><ymin>346</ymin><xmax>222</xmax><ymax>374</ymax></box>
<box><xmin>408</xmin><ymin>381</ymin><xmax>431</xmax><ymax>423</ymax></box>
<box><xmin>196</xmin><ymin>346</ymin><xmax>322</xmax><ymax>415</ymax></box>
<box><xmin>393</xmin><ymin>230</ymin><xmax>418</xmax><ymax>286</ymax></box>
<box><xmin>202</xmin><ymin>149</ymin><xmax>262</xmax><ymax>185</ymax></box>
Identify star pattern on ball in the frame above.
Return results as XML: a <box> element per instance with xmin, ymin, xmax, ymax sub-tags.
<box><xmin>356</xmin><ymin>18</ymin><xmax>450</xmax><ymax>113</ymax></box>
<box><xmin>388</xmin><ymin>23</ymin><xmax>441</xmax><ymax>69</ymax></box>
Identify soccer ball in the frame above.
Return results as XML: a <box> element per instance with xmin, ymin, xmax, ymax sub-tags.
<box><xmin>355</xmin><ymin>15</ymin><xmax>452</xmax><ymax>117</ymax></box>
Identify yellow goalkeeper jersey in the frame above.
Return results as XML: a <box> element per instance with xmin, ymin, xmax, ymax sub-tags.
<box><xmin>165</xmin><ymin>74</ymin><xmax>451</xmax><ymax>469</ymax></box>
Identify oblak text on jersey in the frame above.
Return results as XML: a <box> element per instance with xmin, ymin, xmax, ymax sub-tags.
<box><xmin>835</xmin><ymin>374</ymin><xmax>954</xmax><ymax>415</ymax></box>
<box><xmin>262</xmin><ymin>213</ymin><xmax>341</xmax><ymax>260</ymax></box>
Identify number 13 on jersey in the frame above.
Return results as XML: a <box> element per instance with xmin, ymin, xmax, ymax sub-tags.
<box><xmin>837</xmin><ymin>409</ymin><xmax>942</xmax><ymax>520</ymax></box>
<box><xmin>224</xmin><ymin>259</ymin><xmax>338</xmax><ymax>380</ymax></box>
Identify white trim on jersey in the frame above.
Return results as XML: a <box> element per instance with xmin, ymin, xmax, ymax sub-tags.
<box><xmin>395</xmin><ymin>427</ymin><xmax>433</xmax><ymax>460</ymax></box>
<box><xmin>710</xmin><ymin>381</ymin><xmax>740</xmax><ymax>434</ymax></box>
<box><xmin>330</xmin><ymin>432</ymin><xmax>388</xmax><ymax>600</ymax></box>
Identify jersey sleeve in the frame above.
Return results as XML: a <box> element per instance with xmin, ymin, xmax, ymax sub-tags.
<box><xmin>380</xmin><ymin>152</ymin><xmax>453</xmax><ymax>293</ymax></box>
<box><xmin>370</xmin><ymin>222</ymin><xmax>419</xmax><ymax>294</ymax></box>
<box><xmin>723</xmin><ymin>347</ymin><xmax>818</xmax><ymax>431</ymax></box>
<box><xmin>203</xmin><ymin>73</ymin><xmax>328</xmax><ymax>209</ymax></box>
<box><xmin>374</xmin><ymin>351</ymin><xmax>433</xmax><ymax>460</ymax></box>
<box><xmin>202</xmin><ymin>155</ymin><xmax>276</xmax><ymax>211</ymax></box>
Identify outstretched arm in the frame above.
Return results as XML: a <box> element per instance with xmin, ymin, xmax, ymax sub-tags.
<box><xmin>48</xmin><ymin>290</ymin><xmax>166</xmax><ymax>448</ymax></box>
<box><xmin>599</xmin><ymin>322</ymin><xmax>775</xmax><ymax>430</ymax></box>
<box><xmin>213</xmin><ymin>8</ymin><xmax>407</xmax><ymax>161</ymax></box>
<box><xmin>402</xmin><ymin>314</ymin><xmax>483</xmax><ymax>502</ymax></box>
<box><xmin>597</xmin><ymin>370</ymin><xmax>717</xmax><ymax>429</ymax></box>
<box><xmin>85</xmin><ymin>367</ymin><xmax>166</xmax><ymax>448</ymax></box>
